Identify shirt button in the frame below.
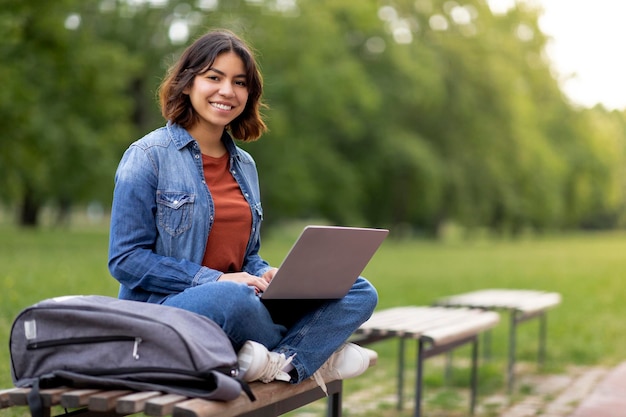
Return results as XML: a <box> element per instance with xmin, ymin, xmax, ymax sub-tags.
<box><xmin>173</xmin><ymin>200</ymin><xmax>179</xmax><ymax>205</ymax></box>
<box><xmin>195</xmin><ymin>154</ymin><xmax>200</xmax><ymax>159</ymax></box>
<box><xmin>244</xmin><ymin>193</ymin><xmax>249</xmax><ymax>198</ymax></box>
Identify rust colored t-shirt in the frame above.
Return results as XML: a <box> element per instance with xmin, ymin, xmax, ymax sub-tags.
<box><xmin>201</xmin><ymin>153</ymin><xmax>252</xmax><ymax>273</ymax></box>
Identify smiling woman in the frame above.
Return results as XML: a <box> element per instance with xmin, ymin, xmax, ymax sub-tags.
<box><xmin>107</xmin><ymin>28</ymin><xmax>379</xmax><ymax>393</ymax></box>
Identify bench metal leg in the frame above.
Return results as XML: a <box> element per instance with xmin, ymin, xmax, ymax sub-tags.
<box><xmin>470</xmin><ymin>337</ymin><xmax>478</xmax><ymax>415</ymax></box>
<box><xmin>397</xmin><ymin>337</ymin><xmax>406</xmax><ymax>411</ymax></box>
<box><xmin>483</xmin><ymin>329</ymin><xmax>492</xmax><ymax>361</ymax></box>
<box><xmin>508</xmin><ymin>310</ymin><xmax>549</xmax><ymax>394</ymax></box>
<box><xmin>415</xmin><ymin>339</ymin><xmax>425</xmax><ymax>417</ymax></box>
<box><xmin>508</xmin><ymin>311</ymin><xmax>517</xmax><ymax>394</ymax></box>
<box><xmin>445</xmin><ymin>345</ymin><xmax>478</xmax><ymax>411</ymax></box>
<box><xmin>539</xmin><ymin>312</ymin><xmax>547</xmax><ymax>367</ymax></box>
<box><xmin>445</xmin><ymin>351</ymin><xmax>453</xmax><ymax>385</ymax></box>
<box><xmin>326</xmin><ymin>389</ymin><xmax>342</xmax><ymax>417</ymax></box>
<box><xmin>414</xmin><ymin>336</ymin><xmax>479</xmax><ymax>417</ymax></box>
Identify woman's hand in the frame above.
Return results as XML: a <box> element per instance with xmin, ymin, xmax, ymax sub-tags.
<box><xmin>218</xmin><ymin>269</ymin><xmax>278</xmax><ymax>294</ymax></box>
<box><xmin>260</xmin><ymin>267</ymin><xmax>278</xmax><ymax>283</ymax></box>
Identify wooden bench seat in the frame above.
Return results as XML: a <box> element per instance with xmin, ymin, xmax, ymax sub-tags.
<box><xmin>0</xmin><ymin>354</ymin><xmax>375</xmax><ymax>417</ymax></box>
<box><xmin>353</xmin><ymin>306</ymin><xmax>500</xmax><ymax>417</ymax></box>
<box><xmin>434</xmin><ymin>289</ymin><xmax>562</xmax><ymax>393</ymax></box>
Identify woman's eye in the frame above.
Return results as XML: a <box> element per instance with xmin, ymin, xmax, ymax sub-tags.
<box><xmin>235</xmin><ymin>80</ymin><xmax>247</xmax><ymax>87</ymax></box>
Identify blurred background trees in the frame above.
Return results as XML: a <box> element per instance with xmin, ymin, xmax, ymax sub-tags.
<box><xmin>1</xmin><ymin>0</ymin><xmax>625</xmax><ymax>236</ymax></box>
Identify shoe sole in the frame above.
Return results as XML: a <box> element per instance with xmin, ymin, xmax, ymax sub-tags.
<box><xmin>238</xmin><ymin>341</ymin><xmax>267</xmax><ymax>382</ymax></box>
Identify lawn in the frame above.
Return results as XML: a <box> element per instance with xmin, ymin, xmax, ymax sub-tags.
<box><xmin>2</xmin><ymin>223</ymin><xmax>626</xmax><ymax>416</ymax></box>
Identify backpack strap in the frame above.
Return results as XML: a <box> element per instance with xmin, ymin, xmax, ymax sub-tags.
<box><xmin>26</xmin><ymin>379</ymin><xmax>44</xmax><ymax>417</ymax></box>
<box><xmin>238</xmin><ymin>378</ymin><xmax>256</xmax><ymax>401</ymax></box>
<box><xmin>25</xmin><ymin>373</ymin><xmax>69</xmax><ymax>417</ymax></box>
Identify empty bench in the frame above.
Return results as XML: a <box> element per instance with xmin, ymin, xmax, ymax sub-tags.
<box><xmin>353</xmin><ymin>306</ymin><xmax>500</xmax><ymax>417</ymax></box>
<box><xmin>434</xmin><ymin>289</ymin><xmax>562</xmax><ymax>393</ymax></box>
<box><xmin>0</xmin><ymin>354</ymin><xmax>375</xmax><ymax>417</ymax></box>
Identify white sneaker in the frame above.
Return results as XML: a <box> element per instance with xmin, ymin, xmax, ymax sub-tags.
<box><xmin>312</xmin><ymin>343</ymin><xmax>377</xmax><ymax>395</ymax></box>
<box><xmin>237</xmin><ymin>340</ymin><xmax>294</xmax><ymax>383</ymax></box>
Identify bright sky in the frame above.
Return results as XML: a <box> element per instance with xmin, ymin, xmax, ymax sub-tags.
<box><xmin>489</xmin><ymin>0</ymin><xmax>626</xmax><ymax>110</ymax></box>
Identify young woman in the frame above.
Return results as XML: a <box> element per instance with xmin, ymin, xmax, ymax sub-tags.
<box><xmin>108</xmin><ymin>29</ymin><xmax>378</xmax><ymax>389</ymax></box>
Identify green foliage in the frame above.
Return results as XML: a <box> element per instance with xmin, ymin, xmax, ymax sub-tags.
<box><xmin>0</xmin><ymin>0</ymin><xmax>138</xmax><ymax>209</ymax></box>
<box><xmin>2</xmin><ymin>0</ymin><xmax>626</xmax><ymax>232</ymax></box>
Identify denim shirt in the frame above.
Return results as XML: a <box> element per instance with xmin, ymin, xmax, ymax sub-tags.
<box><xmin>108</xmin><ymin>122</ymin><xmax>271</xmax><ymax>303</ymax></box>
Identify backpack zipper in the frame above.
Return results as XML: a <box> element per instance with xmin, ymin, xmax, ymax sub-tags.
<box><xmin>27</xmin><ymin>336</ymin><xmax>142</xmax><ymax>360</ymax></box>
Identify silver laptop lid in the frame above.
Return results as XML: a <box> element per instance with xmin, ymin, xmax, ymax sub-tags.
<box><xmin>261</xmin><ymin>225</ymin><xmax>389</xmax><ymax>300</ymax></box>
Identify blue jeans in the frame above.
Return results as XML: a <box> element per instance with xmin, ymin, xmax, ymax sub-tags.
<box><xmin>162</xmin><ymin>277</ymin><xmax>378</xmax><ymax>383</ymax></box>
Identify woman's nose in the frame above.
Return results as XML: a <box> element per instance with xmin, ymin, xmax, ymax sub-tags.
<box><xmin>219</xmin><ymin>82</ymin><xmax>235</xmax><ymax>97</ymax></box>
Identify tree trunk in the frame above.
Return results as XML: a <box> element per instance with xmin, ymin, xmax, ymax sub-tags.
<box><xmin>19</xmin><ymin>187</ymin><xmax>41</xmax><ymax>227</ymax></box>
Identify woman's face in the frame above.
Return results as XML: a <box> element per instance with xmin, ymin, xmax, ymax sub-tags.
<box><xmin>185</xmin><ymin>51</ymin><xmax>249</xmax><ymax>132</ymax></box>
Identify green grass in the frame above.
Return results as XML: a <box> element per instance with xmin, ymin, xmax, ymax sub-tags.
<box><xmin>2</xmin><ymin>225</ymin><xmax>626</xmax><ymax>416</ymax></box>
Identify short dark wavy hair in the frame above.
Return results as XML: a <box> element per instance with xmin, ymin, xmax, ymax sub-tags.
<box><xmin>159</xmin><ymin>29</ymin><xmax>267</xmax><ymax>142</ymax></box>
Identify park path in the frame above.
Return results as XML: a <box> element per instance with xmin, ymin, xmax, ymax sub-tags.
<box><xmin>566</xmin><ymin>362</ymin><xmax>626</xmax><ymax>417</ymax></box>
<box><xmin>496</xmin><ymin>361</ymin><xmax>626</xmax><ymax>417</ymax></box>
<box><xmin>301</xmin><ymin>360</ymin><xmax>626</xmax><ymax>416</ymax></box>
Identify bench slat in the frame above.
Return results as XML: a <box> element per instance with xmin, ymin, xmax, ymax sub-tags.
<box><xmin>88</xmin><ymin>390</ymin><xmax>134</xmax><ymax>412</ymax></box>
<box><xmin>61</xmin><ymin>389</ymin><xmax>104</xmax><ymax>408</ymax></box>
<box><xmin>0</xmin><ymin>388</ymin><xmax>17</xmax><ymax>408</ymax></box>
<box><xmin>396</xmin><ymin>309</ymin><xmax>480</xmax><ymax>337</ymax></box>
<box><xmin>435</xmin><ymin>289</ymin><xmax>562</xmax><ymax>313</ymax></box>
<box><xmin>357</xmin><ymin>307</ymin><xmax>470</xmax><ymax>337</ymax></box>
<box><xmin>421</xmin><ymin>311</ymin><xmax>500</xmax><ymax>345</ymax></box>
<box><xmin>8</xmin><ymin>388</ymin><xmax>31</xmax><ymax>406</ymax></box>
<box><xmin>39</xmin><ymin>388</ymin><xmax>72</xmax><ymax>407</ymax></box>
<box><xmin>356</xmin><ymin>306</ymin><xmax>499</xmax><ymax>345</ymax></box>
<box><xmin>173</xmin><ymin>379</ymin><xmax>327</xmax><ymax>417</ymax></box>
<box><xmin>516</xmin><ymin>293</ymin><xmax>562</xmax><ymax>314</ymax></box>
<box><xmin>116</xmin><ymin>391</ymin><xmax>163</xmax><ymax>414</ymax></box>
<box><xmin>144</xmin><ymin>394</ymin><xmax>188</xmax><ymax>416</ymax></box>
<box><xmin>3</xmin><ymin>387</ymin><xmax>79</xmax><ymax>408</ymax></box>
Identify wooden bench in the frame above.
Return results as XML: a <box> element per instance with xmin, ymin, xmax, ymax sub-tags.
<box><xmin>0</xmin><ymin>355</ymin><xmax>376</xmax><ymax>417</ymax></box>
<box><xmin>352</xmin><ymin>306</ymin><xmax>500</xmax><ymax>417</ymax></box>
<box><xmin>433</xmin><ymin>289</ymin><xmax>562</xmax><ymax>393</ymax></box>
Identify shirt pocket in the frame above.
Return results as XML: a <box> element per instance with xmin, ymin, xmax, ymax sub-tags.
<box><xmin>156</xmin><ymin>191</ymin><xmax>195</xmax><ymax>236</ymax></box>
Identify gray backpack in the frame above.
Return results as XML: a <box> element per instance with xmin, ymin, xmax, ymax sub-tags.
<box><xmin>10</xmin><ymin>295</ymin><xmax>253</xmax><ymax>414</ymax></box>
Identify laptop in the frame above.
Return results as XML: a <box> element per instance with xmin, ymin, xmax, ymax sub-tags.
<box><xmin>260</xmin><ymin>225</ymin><xmax>389</xmax><ymax>300</ymax></box>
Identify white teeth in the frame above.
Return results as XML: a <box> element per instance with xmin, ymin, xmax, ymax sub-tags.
<box><xmin>211</xmin><ymin>103</ymin><xmax>232</xmax><ymax>110</ymax></box>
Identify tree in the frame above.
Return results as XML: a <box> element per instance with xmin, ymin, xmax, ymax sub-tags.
<box><xmin>3</xmin><ymin>0</ymin><xmax>625</xmax><ymax>233</ymax></box>
<box><xmin>0</xmin><ymin>0</ymin><xmax>137</xmax><ymax>226</ymax></box>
